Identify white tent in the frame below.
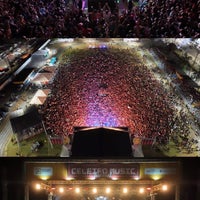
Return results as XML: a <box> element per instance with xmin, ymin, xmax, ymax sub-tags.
<box><xmin>30</xmin><ymin>89</ymin><xmax>50</xmax><ymax>105</ymax></box>
<box><xmin>32</xmin><ymin>49</ymin><xmax>48</xmax><ymax>56</ymax></box>
<box><xmin>0</xmin><ymin>59</ymin><xmax>8</xmax><ymax>71</ymax></box>
<box><xmin>41</xmin><ymin>66</ymin><xmax>56</xmax><ymax>73</ymax></box>
<box><xmin>60</xmin><ymin>144</ymin><xmax>71</xmax><ymax>157</ymax></box>
<box><xmin>30</xmin><ymin>73</ymin><xmax>53</xmax><ymax>85</ymax></box>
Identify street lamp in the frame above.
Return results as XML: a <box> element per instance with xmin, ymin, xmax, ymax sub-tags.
<box><xmin>92</xmin><ymin>188</ymin><xmax>97</xmax><ymax>194</ymax></box>
<box><xmin>75</xmin><ymin>187</ymin><xmax>80</xmax><ymax>193</ymax></box>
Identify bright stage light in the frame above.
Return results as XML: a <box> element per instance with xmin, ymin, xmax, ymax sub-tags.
<box><xmin>134</xmin><ymin>176</ymin><xmax>140</xmax><ymax>180</ymax></box>
<box><xmin>35</xmin><ymin>183</ymin><xmax>41</xmax><ymax>190</ymax></box>
<box><xmin>146</xmin><ymin>187</ymin><xmax>151</xmax><ymax>191</ymax></box>
<box><xmin>75</xmin><ymin>187</ymin><xmax>80</xmax><ymax>193</ymax></box>
<box><xmin>123</xmin><ymin>187</ymin><xmax>128</xmax><ymax>193</ymax></box>
<box><xmin>59</xmin><ymin>187</ymin><xmax>64</xmax><ymax>193</ymax></box>
<box><xmin>93</xmin><ymin>188</ymin><xmax>97</xmax><ymax>193</ymax></box>
<box><xmin>139</xmin><ymin>188</ymin><xmax>144</xmax><ymax>194</ymax></box>
<box><xmin>162</xmin><ymin>185</ymin><xmax>168</xmax><ymax>191</ymax></box>
<box><xmin>88</xmin><ymin>175</ymin><xmax>96</xmax><ymax>180</ymax></box>
<box><xmin>106</xmin><ymin>187</ymin><xmax>111</xmax><ymax>194</ymax></box>
<box><xmin>66</xmin><ymin>176</ymin><xmax>73</xmax><ymax>180</ymax></box>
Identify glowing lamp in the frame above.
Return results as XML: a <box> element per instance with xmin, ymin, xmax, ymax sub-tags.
<box><xmin>134</xmin><ymin>176</ymin><xmax>140</xmax><ymax>180</ymax></box>
<box><xmin>111</xmin><ymin>176</ymin><xmax>118</xmax><ymax>180</ymax></box>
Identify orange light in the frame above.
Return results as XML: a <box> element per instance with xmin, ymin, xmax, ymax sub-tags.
<box><xmin>106</xmin><ymin>187</ymin><xmax>111</xmax><ymax>194</ymax></box>
<box><xmin>152</xmin><ymin>175</ymin><xmax>162</xmax><ymax>181</ymax></box>
<box><xmin>75</xmin><ymin>187</ymin><xmax>80</xmax><ymax>193</ymax></box>
<box><xmin>134</xmin><ymin>176</ymin><xmax>140</xmax><ymax>180</ymax></box>
<box><xmin>66</xmin><ymin>176</ymin><xmax>73</xmax><ymax>180</ymax></box>
<box><xmin>162</xmin><ymin>185</ymin><xmax>168</xmax><ymax>191</ymax></box>
<box><xmin>123</xmin><ymin>188</ymin><xmax>128</xmax><ymax>193</ymax></box>
<box><xmin>92</xmin><ymin>188</ymin><xmax>97</xmax><ymax>193</ymax></box>
<box><xmin>111</xmin><ymin>176</ymin><xmax>118</xmax><ymax>180</ymax></box>
<box><xmin>88</xmin><ymin>176</ymin><xmax>96</xmax><ymax>180</ymax></box>
<box><xmin>59</xmin><ymin>187</ymin><xmax>64</xmax><ymax>193</ymax></box>
<box><xmin>35</xmin><ymin>184</ymin><xmax>41</xmax><ymax>190</ymax></box>
<box><xmin>40</xmin><ymin>176</ymin><xmax>48</xmax><ymax>180</ymax></box>
<box><xmin>139</xmin><ymin>188</ymin><xmax>144</xmax><ymax>194</ymax></box>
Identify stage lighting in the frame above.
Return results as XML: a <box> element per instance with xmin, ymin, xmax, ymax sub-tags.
<box><xmin>123</xmin><ymin>187</ymin><xmax>128</xmax><ymax>193</ymax></box>
<box><xmin>105</xmin><ymin>187</ymin><xmax>111</xmax><ymax>194</ymax></box>
<box><xmin>35</xmin><ymin>183</ymin><xmax>41</xmax><ymax>190</ymax></box>
<box><xmin>59</xmin><ymin>187</ymin><xmax>64</xmax><ymax>193</ymax></box>
<box><xmin>75</xmin><ymin>187</ymin><xmax>80</xmax><ymax>193</ymax></box>
<box><xmin>139</xmin><ymin>188</ymin><xmax>144</xmax><ymax>194</ymax></box>
<box><xmin>162</xmin><ymin>185</ymin><xmax>168</xmax><ymax>191</ymax></box>
<box><xmin>93</xmin><ymin>188</ymin><xmax>97</xmax><ymax>194</ymax></box>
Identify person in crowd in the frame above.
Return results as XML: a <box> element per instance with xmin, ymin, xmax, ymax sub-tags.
<box><xmin>41</xmin><ymin>48</ymin><xmax>176</xmax><ymax>146</ymax></box>
<box><xmin>0</xmin><ymin>0</ymin><xmax>199</xmax><ymax>38</ymax></box>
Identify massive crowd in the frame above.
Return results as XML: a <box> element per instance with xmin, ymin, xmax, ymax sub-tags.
<box><xmin>41</xmin><ymin>48</ymin><xmax>175</xmax><ymax>144</ymax></box>
<box><xmin>0</xmin><ymin>0</ymin><xmax>199</xmax><ymax>38</ymax></box>
<box><xmin>150</xmin><ymin>47</ymin><xmax>200</xmax><ymax>154</ymax></box>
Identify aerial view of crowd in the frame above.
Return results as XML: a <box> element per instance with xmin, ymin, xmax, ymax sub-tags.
<box><xmin>41</xmin><ymin>48</ymin><xmax>175</xmax><ymax>144</ymax></box>
<box><xmin>0</xmin><ymin>0</ymin><xmax>199</xmax><ymax>38</ymax></box>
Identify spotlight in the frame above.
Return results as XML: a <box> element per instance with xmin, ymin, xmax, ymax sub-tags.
<box><xmin>59</xmin><ymin>187</ymin><xmax>64</xmax><ymax>193</ymax></box>
<box><xmin>35</xmin><ymin>183</ymin><xmax>41</xmax><ymax>190</ymax></box>
<box><xmin>123</xmin><ymin>188</ymin><xmax>128</xmax><ymax>193</ymax></box>
<box><xmin>89</xmin><ymin>175</ymin><xmax>96</xmax><ymax>180</ymax></box>
<box><xmin>134</xmin><ymin>176</ymin><xmax>140</xmax><ymax>180</ymax></box>
<box><xmin>162</xmin><ymin>185</ymin><xmax>168</xmax><ymax>191</ymax></box>
<box><xmin>152</xmin><ymin>175</ymin><xmax>161</xmax><ymax>181</ymax></box>
<box><xmin>66</xmin><ymin>176</ymin><xmax>73</xmax><ymax>180</ymax></box>
<box><xmin>146</xmin><ymin>187</ymin><xmax>151</xmax><ymax>191</ymax></box>
<box><xmin>106</xmin><ymin>187</ymin><xmax>111</xmax><ymax>194</ymax></box>
<box><xmin>111</xmin><ymin>176</ymin><xmax>118</xmax><ymax>180</ymax></box>
<box><xmin>40</xmin><ymin>176</ymin><xmax>48</xmax><ymax>180</ymax></box>
<box><xmin>139</xmin><ymin>188</ymin><xmax>144</xmax><ymax>194</ymax></box>
<box><xmin>75</xmin><ymin>187</ymin><xmax>80</xmax><ymax>193</ymax></box>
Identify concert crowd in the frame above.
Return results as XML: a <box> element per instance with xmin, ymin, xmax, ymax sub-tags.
<box><xmin>0</xmin><ymin>0</ymin><xmax>199</xmax><ymax>38</ymax></box>
<box><xmin>41</xmin><ymin>48</ymin><xmax>175</xmax><ymax>144</ymax></box>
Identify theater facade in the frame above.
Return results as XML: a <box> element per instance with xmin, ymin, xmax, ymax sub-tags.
<box><xmin>25</xmin><ymin>159</ymin><xmax>180</xmax><ymax>200</ymax></box>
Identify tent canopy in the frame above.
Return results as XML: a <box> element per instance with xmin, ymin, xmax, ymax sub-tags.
<box><xmin>30</xmin><ymin>72</ymin><xmax>54</xmax><ymax>85</ymax></box>
<box><xmin>10</xmin><ymin>108</ymin><xmax>41</xmax><ymax>134</ymax></box>
<box><xmin>30</xmin><ymin>89</ymin><xmax>50</xmax><ymax>105</ymax></box>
